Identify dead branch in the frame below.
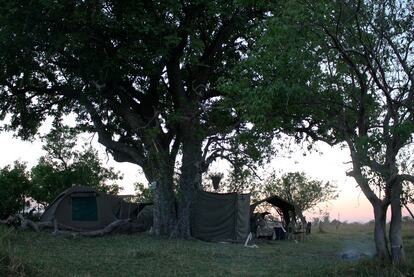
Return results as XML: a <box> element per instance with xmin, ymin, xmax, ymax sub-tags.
<box><xmin>1</xmin><ymin>215</ymin><xmax>145</xmax><ymax>237</ymax></box>
<box><xmin>16</xmin><ymin>214</ymin><xmax>40</xmax><ymax>232</ymax></box>
<box><xmin>0</xmin><ymin>214</ymin><xmax>40</xmax><ymax>232</ymax></box>
<box><xmin>53</xmin><ymin>219</ymin><xmax>131</xmax><ymax>237</ymax></box>
<box><xmin>0</xmin><ymin>215</ymin><xmax>15</xmax><ymax>225</ymax></box>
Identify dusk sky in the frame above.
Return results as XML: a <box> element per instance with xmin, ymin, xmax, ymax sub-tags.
<box><xmin>0</xmin><ymin>120</ymin><xmax>412</xmax><ymax>223</ymax></box>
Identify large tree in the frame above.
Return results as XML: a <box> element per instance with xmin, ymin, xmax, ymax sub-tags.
<box><xmin>0</xmin><ymin>0</ymin><xmax>274</xmax><ymax>237</ymax></box>
<box><xmin>224</xmin><ymin>0</ymin><xmax>414</xmax><ymax>264</ymax></box>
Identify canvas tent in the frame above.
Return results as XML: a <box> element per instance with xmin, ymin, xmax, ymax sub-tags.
<box><xmin>250</xmin><ymin>195</ymin><xmax>295</xmax><ymax>225</ymax></box>
<box><xmin>191</xmin><ymin>190</ymin><xmax>251</xmax><ymax>242</ymax></box>
<box><xmin>40</xmin><ymin>186</ymin><xmax>142</xmax><ymax>231</ymax></box>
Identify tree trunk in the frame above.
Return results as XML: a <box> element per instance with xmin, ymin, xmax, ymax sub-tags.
<box><xmin>175</xmin><ymin>128</ymin><xmax>203</xmax><ymax>238</ymax></box>
<box><xmin>295</xmin><ymin>207</ymin><xmax>307</xmax><ymax>226</ymax></box>
<box><xmin>373</xmin><ymin>202</ymin><xmax>390</xmax><ymax>261</ymax></box>
<box><xmin>389</xmin><ymin>182</ymin><xmax>405</xmax><ymax>264</ymax></box>
<box><xmin>147</xmin><ymin>160</ymin><xmax>177</xmax><ymax>236</ymax></box>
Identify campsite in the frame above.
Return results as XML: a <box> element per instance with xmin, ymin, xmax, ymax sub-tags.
<box><xmin>1</xmin><ymin>0</ymin><xmax>414</xmax><ymax>275</ymax></box>
<box><xmin>1</xmin><ymin>184</ymin><xmax>414</xmax><ymax>276</ymax></box>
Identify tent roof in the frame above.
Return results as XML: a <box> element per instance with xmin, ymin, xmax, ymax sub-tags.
<box><xmin>45</xmin><ymin>185</ymin><xmax>99</xmax><ymax>209</ymax></box>
<box><xmin>40</xmin><ymin>186</ymin><xmax>143</xmax><ymax>231</ymax></box>
<box><xmin>250</xmin><ymin>195</ymin><xmax>295</xmax><ymax>224</ymax></box>
<box><xmin>41</xmin><ymin>186</ymin><xmax>104</xmax><ymax>223</ymax></box>
<box><xmin>52</xmin><ymin>185</ymin><xmax>99</xmax><ymax>200</ymax></box>
<box><xmin>251</xmin><ymin>195</ymin><xmax>295</xmax><ymax>212</ymax></box>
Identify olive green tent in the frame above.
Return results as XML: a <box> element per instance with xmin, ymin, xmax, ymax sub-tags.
<box><xmin>191</xmin><ymin>190</ymin><xmax>251</xmax><ymax>242</ymax></box>
<box><xmin>250</xmin><ymin>195</ymin><xmax>296</xmax><ymax>225</ymax></box>
<box><xmin>40</xmin><ymin>186</ymin><xmax>141</xmax><ymax>231</ymax></box>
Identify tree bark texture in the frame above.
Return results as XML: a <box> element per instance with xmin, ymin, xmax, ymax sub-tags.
<box><xmin>147</xmin><ymin>158</ymin><xmax>177</xmax><ymax>236</ymax></box>
<box><xmin>373</xmin><ymin>202</ymin><xmax>390</xmax><ymax>261</ymax></box>
<box><xmin>389</xmin><ymin>182</ymin><xmax>406</xmax><ymax>264</ymax></box>
<box><xmin>175</xmin><ymin>126</ymin><xmax>203</xmax><ymax>238</ymax></box>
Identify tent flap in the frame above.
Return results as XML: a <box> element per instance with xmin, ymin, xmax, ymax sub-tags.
<box><xmin>191</xmin><ymin>191</ymin><xmax>250</xmax><ymax>242</ymax></box>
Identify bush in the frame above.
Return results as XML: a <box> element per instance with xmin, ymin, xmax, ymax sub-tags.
<box><xmin>0</xmin><ymin>162</ymin><xmax>31</xmax><ymax>219</ymax></box>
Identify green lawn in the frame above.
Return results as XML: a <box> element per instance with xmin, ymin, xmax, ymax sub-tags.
<box><xmin>1</xmin><ymin>223</ymin><xmax>413</xmax><ymax>276</ymax></box>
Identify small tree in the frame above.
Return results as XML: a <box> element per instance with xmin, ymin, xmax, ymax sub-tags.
<box><xmin>30</xmin><ymin>126</ymin><xmax>122</xmax><ymax>206</ymax></box>
<box><xmin>264</xmin><ymin>172</ymin><xmax>337</xmax><ymax>224</ymax></box>
<box><xmin>0</xmin><ymin>161</ymin><xmax>31</xmax><ymax>219</ymax></box>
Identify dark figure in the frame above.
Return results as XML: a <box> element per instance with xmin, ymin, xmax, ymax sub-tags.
<box><xmin>306</xmin><ymin>222</ymin><xmax>312</xmax><ymax>234</ymax></box>
<box><xmin>274</xmin><ymin>226</ymin><xmax>286</xmax><ymax>240</ymax></box>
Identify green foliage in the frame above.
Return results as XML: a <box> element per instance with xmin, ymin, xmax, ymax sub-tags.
<box><xmin>264</xmin><ymin>172</ymin><xmax>338</xmax><ymax>213</ymax></box>
<box><xmin>205</xmin><ymin>169</ymin><xmax>259</xmax><ymax>195</ymax></box>
<box><xmin>0</xmin><ymin>0</ymin><xmax>283</xmax><ymax>238</ymax></box>
<box><xmin>0</xmin><ymin>127</ymin><xmax>122</xmax><ymax>211</ymax></box>
<box><xmin>223</xmin><ymin>0</ymin><xmax>414</xmax><ymax>198</ymax></box>
<box><xmin>30</xmin><ymin>126</ymin><xmax>122</xmax><ymax>206</ymax></box>
<box><xmin>0</xmin><ymin>162</ymin><xmax>31</xmax><ymax>219</ymax></box>
<box><xmin>221</xmin><ymin>1</ymin><xmax>413</xmax><ymax>260</ymax></box>
<box><xmin>0</xmin><ymin>0</ymin><xmax>274</xmax><ymax>157</ymax></box>
<box><xmin>133</xmin><ymin>182</ymin><xmax>153</xmax><ymax>202</ymax></box>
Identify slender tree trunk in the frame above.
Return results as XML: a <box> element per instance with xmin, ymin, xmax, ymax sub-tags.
<box><xmin>175</xmin><ymin>131</ymin><xmax>203</xmax><ymax>238</ymax></box>
<box><xmin>389</xmin><ymin>182</ymin><xmax>405</xmax><ymax>264</ymax></box>
<box><xmin>347</xmin><ymin>142</ymin><xmax>391</xmax><ymax>261</ymax></box>
<box><xmin>373</xmin><ymin>201</ymin><xmax>390</xmax><ymax>261</ymax></box>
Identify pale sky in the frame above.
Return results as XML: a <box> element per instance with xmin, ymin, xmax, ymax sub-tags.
<box><xmin>0</xmin><ymin>121</ymin><xmax>412</xmax><ymax>223</ymax></box>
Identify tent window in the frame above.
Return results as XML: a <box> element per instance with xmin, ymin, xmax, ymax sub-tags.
<box><xmin>72</xmin><ymin>197</ymin><xmax>98</xmax><ymax>221</ymax></box>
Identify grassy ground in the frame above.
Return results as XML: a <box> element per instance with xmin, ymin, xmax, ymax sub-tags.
<box><xmin>1</xmin><ymin>223</ymin><xmax>413</xmax><ymax>277</ymax></box>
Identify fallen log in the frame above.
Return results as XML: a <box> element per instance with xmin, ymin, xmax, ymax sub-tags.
<box><xmin>0</xmin><ymin>215</ymin><xmax>15</xmax><ymax>226</ymax></box>
<box><xmin>0</xmin><ymin>214</ymin><xmax>40</xmax><ymax>232</ymax></box>
<box><xmin>53</xmin><ymin>219</ymin><xmax>131</xmax><ymax>237</ymax></box>
<box><xmin>16</xmin><ymin>214</ymin><xmax>39</xmax><ymax>232</ymax></box>
<box><xmin>2</xmin><ymin>215</ymin><xmax>144</xmax><ymax>237</ymax></box>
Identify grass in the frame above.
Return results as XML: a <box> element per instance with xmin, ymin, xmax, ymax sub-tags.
<box><xmin>1</xmin><ymin>223</ymin><xmax>413</xmax><ymax>276</ymax></box>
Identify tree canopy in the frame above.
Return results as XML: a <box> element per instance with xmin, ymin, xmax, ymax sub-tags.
<box><xmin>0</xmin><ymin>0</ymin><xmax>278</xmax><ymax>236</ymax></box>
